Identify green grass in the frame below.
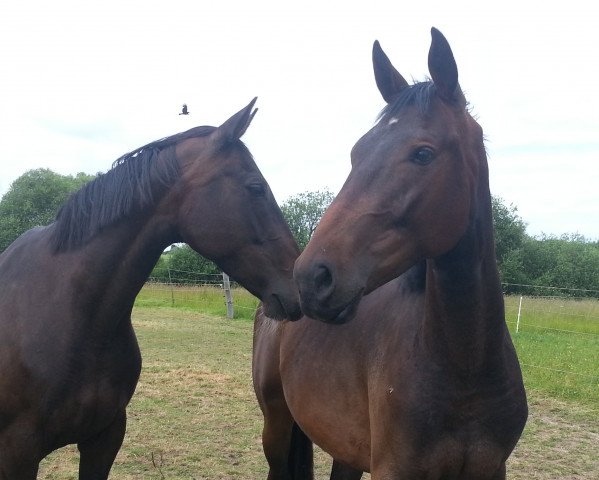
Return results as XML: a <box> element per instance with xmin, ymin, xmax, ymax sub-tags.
<box><xmin>504</xmin><ymin>295</ymin><xmax>599</xmax><ymax>406</ymax></box>
<box><xmin>505</xmin><ymin>295</ymin><xmax>599</xmax><ymax>334</ymax></box>
<box><xmin>135</xmin><ymin>283</ymin><xmax>260</xmax><ymax>320</ymax></box>
<box><xmin>511</xmin><ymin>330</ymin><xmax>598</xmax><ymax>404</ymax></box>
<box><xmin>37</xmin><ymin>292</ymin><xmax>598</xmax><ymax>479</ymax></box>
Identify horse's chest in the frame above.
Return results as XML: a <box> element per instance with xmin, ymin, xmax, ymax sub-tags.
<box><xmin>392</xmin><ymin>385</ymin><xmax>520</xmax><ymax>477</ymax></box>
<box><xmin>403</xmin><ymin>435</ymin><xmax>506</xmax><ymax>479</ymax></box>
<box><xmin>43</xmin><ymin>333</ymin><xmax>142</xmax><ymax>445</ymax></box>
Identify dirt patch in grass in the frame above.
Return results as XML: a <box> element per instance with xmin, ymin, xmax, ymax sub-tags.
<box><xmin>508</xmin><ymin>394</ymin><xmax>598</xmax><ymax>479</ymax></box>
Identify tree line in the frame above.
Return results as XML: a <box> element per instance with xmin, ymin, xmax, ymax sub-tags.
<box><xmin>1</xmin><ymin>169</ymin><xmax>598</xmax><ymax>297</ymax></box>
<box><xmin>491</xmin><ymin>197</ymin><xmax>599</xmax><ymax>295</ymax></box>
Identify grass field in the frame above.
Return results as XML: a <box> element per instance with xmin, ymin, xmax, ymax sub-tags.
<box><xmin>38</xmin><ymin>287</ymin><xmax>598</xmax><ymax>479</ymax></box>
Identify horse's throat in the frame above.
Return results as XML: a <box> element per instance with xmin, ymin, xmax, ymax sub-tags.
<box><xmin>421</xmin><ymin>225</ymin><xmax>505</xmax><ymax>371</ymax></box>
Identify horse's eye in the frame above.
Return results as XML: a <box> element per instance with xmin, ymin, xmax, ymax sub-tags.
<box><xmin>247</xmin><ymin>182</ymin><xmax>266</xmax><ymax>196</ymax></box>
<box><xmin>411</xmin><ymin>147</ymin><xmax>435</xmax><ymax>166</ymax></box>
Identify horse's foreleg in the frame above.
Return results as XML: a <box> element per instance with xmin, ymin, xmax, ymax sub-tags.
<box><xmin>0</xmin><ymin>424</ymin><xmax>41</xmax><ymax>480</ymax></box>
<box><xmin>77</xmin><ymin>410</ymin><xmax>126</xmax><ymax>480</ymax></box>
<box><xmin>262</xmin><ymin>398</ymin><xmax>309</xmax><ymax>480</ymax></box>
<box><xmin>262</xmin><ymin>400</ymin><xmax>293</xmax><ymax>480</ymax></box>
<box><xmin>491</xmin><ymin>462</ymin><xmax>506</xmax><ymax>480</ymax></box>
<box><xmin>330</xmin><ymin>460</ymin><xmax>363</xmax><ymax>480</ymax></box>
<box><xmin>0</xmin><ymin>460</ymin><xmax>39</xmax><ymax>480</ymax></box>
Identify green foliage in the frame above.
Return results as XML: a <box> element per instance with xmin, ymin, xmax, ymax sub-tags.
<box><xmin>491</xmin><ymin>197</ymin><xmax>598</xmax><ymax>296</ymax></box>
<box><xmin>0</xmin><ymin>169</ymin><xmax>93</xmax><ymax>252</ymax></box>
<box><xmin>280</xmin><ymin>189</ymin><xmax>335</xmax><ymax>250</ymax></box>
<box><xmin>491</xmin><ymin>195</ymin><xmax>527</xmax><ymax>266</ymax></box>
<box><xmin>149</xmin><ymin>244</ymin><xmax>220</xmax><ymax>284</ymax></box>
<box><xmin>150</xmin><ymin>254</ymin><xmax>169</xmax><ymax>280</ymax></box>
<box><xmin>502</xmin><ymin>234</ymin><xmax>599</xmax><ymax>296</ymax></box>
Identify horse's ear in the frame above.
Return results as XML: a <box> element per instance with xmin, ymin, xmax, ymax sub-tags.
<box><xmin>373</xmin><ymin>40</ymin><xmax>409</xmax><ymax>104</ymax></box>
<box><xmin>428</xmin><ymin>27</ymin><xmax>460</xmax><ymax>103</ymax></box>
<box><xmin>212</xmin><ymin>97</ymin><xmax>258</xmax><ymax>149</ymax></box>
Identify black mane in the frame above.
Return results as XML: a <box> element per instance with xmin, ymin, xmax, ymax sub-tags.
<box><xmin>378</xmin><ymin>80</ymin><xmax>436</xmax><ymax>120</ymax></box>
<box><xmin>51</xmin><ymin>125</ymin><xmax>216</xmax><ymax>252</ymax></box>
<box><xmin>378</xmin><ymin>79</ymin><xmax>468</xmax><ymax>122</ymax></box>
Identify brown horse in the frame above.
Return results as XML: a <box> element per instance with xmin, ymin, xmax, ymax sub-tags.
<box><xmin>253</xmin><ymin>29</ymin><xmax>527</xmax><ymax>479</ymax></box>
<box><xmin>0</xmin><ymin>99</ymin><xmax>302</xmax><ymax>479</ymax></box>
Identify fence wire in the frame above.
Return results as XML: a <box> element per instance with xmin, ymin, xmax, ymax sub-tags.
<box><xmin>137</xmin><ymin>275</ymin><xmax>599</xmax><ymax>384</ymax></box>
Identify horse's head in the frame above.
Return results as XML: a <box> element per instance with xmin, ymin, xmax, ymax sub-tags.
<box><xmin>294</xmin><ymin>28</ymin><xmax>487</xmax><ymax>323</ymax></box>
<box><xmin>166</xmin><ymin>99</ymin><xmax>301</xmax><ymax>320</ymax></box>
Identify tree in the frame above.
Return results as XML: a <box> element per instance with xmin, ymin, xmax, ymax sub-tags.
<box><xmin>0</xmin><ymin>169</ymin><xmax>94</xmax><ymax>252</ymax></box>
<box><xmin>280</xmin><ymin>189</ymin><xmax>335</xmax><ymax>250</ymax></box>
<box><xmin>504</xmin><ymin>234</ymin><xmax>599</xmax><ymax>295</ymax></box>
<box><xmin>150</xmin><ymin>244</ymin><xmax>221</xmax><ymax>284</ymax></box>
<box><xmin>491</xmin><ymin>195</ymin><xmax>527</xmax><ymax>267</ymax></box>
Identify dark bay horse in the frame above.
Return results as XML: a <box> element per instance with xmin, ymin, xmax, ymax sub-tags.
<box><xmin>253</xmin><ymin>29</ymin><xmax>527</xmax><ymax>479</ymax></box>
<box><xmin>0</xmin><ymin>99</ymin><xmax>302</xmax><ymax>479</ymax></box>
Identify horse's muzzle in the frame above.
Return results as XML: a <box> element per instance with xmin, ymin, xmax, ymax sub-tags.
<box><xmin>294</xmin><ymin>260</ymin><xmax>364</xmax><ymax>324</ymax></box>
<box><xmin>263</xmin><ymin>291</ymin><xmax>302</xmax><ymax>321</ymax></box>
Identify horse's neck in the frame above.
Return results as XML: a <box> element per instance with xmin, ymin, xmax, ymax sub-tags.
<box><xmin>64</xmin><ymin>213</ymin><xmax>175</xmax><ymax>326</ymax></box>
<box><xmin>421</xmin><ymin>206</ymin><xmax>505</xmax><ymax>373</ymax></box>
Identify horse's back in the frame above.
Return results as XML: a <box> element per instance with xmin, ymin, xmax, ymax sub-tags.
<box><xmin>0</xmin><ymin>226</ymin><xmax>55</xmax><ymax>343</ymax></box>
<box><xmin>0</xmin><ymin>225</ymin><xmax>49</xmax><ymax>268</ymax></box>
<box><xmin>0</xmin><ymin>224</ymin><xmax>68</xmax><ymax>344</ymax></box>
<box><xmin>0</xmin><ymin>225</ymin><xmax>56</xmax><ymax>293</ymax></box>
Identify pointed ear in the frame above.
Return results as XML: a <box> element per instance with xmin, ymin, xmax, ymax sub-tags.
<box><xmin>428</xmin><ymin>28</ymin><xmax>461</xmax><ymax>103</ymax></box>
<box><xmin>212</xmin><ymin>97</ymin><xmax>258</xmax><ymax>149</ymax></box>
<box><xmin>373</xmin><ymin>40</ymin><xmax>409</xmax><ymax>104</ymax></box>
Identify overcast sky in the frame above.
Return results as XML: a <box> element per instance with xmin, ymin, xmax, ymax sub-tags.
<box><xmin>1</xmin><ymin>1</ymin><xmax>597</xmax><ymax>239</ymax></box>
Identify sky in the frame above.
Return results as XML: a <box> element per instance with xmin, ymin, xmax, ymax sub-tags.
<box><xmin>1</xmin><ymin>1</ymin><xmax>598</xmax><ymax>239</ymax></box>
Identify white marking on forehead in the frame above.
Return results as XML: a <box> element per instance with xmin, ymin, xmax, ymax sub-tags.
<box><xmin>388</xmin><ymin>117</ymin><xmax>399</xmax><ymax>125</ymax></box>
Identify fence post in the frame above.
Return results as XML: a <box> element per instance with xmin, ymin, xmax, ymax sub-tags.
<box><xmin>222</xmin><ymin>272</ymin><xmax>234</xmax><ymax>319</ymax></box>
<box><xmin>516</xmin><ymin>295</ymin><xmax>523</xmax><ymax>333</ymax></box>
<box><xmin>167</xmin><ymin>265</ymin><xmax>175</xmax><ymax>307</ymax></box>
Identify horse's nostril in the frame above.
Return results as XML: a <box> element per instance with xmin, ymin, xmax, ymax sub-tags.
<box><xmin>313</xmin><ymin>263</ymin><xmax>334</xmax><ymax>298</ymax></box>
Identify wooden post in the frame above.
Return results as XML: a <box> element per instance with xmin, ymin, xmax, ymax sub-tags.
<box><xmin>516</xmin><ymin>296</ymin><xmax>523</xmax><ymax>333</ymax></box>
<box><xmin>167</xmin><ymin>265</ymin><xmax>175</xmax><ymax>307</ymax></box>
<box><xmin>222</xmin><ymin>272</ymin><xmax>234</xmax><ymax>319</ymax></box>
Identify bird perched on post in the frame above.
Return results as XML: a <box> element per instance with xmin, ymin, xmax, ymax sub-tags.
<box><xmin>179</xmin><ymin>104</ymin><xmax>189</xmax><ymax>115</ymax></box>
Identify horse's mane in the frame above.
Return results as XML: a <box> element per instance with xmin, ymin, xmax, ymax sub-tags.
<box><xmin>51</xmin><ymin>125</ymin><xmax>216</xmax><ymax>252</ymax></box>
<box><xmin>378</xmin><ymin>79</ymin><xmax>468</xmax><ymax>121</ymax></box>
<box><xmin>378</xmin><ymin>80</ymin><xmax>436</xmax><ymax>121</ymax></box>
